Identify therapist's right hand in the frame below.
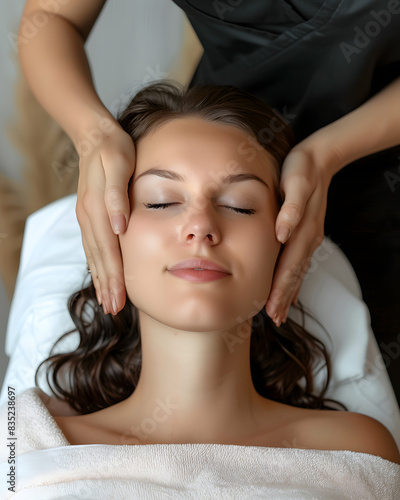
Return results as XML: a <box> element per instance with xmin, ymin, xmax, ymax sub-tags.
<box><xmin>75</xmin><ymin>123</ymin><xmax>136</xmax><ymax>316</ymax></box>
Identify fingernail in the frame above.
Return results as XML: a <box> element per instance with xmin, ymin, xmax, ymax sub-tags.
<box><xmin>96</xmin><ymin>290</ymin><xmax>102</xmax><ymax>306</ymax></box>
<box><xmin>111</xmin><ymin>291</ymin><xmax>118</xmax><ymax>316</ymax></box>
<box><xmin>277</xmin><ymin>226</ymin><xmax>290</xmax><ymax>243</ymax></box>
<box><xmin>112</xmin><ymin>214</ymin><xmax>126</xmax><ymax>235</ymax></box>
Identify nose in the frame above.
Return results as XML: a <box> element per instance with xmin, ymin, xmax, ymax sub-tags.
<box><xmin>178</xmin><ymin>199</ymin><xmax>221</xmax><ymax>246</ymax></box>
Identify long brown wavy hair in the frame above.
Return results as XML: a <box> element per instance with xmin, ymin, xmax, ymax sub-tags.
<box><xmin>35</xmin><ymin>81</ymin><xmax>347</xmax><ymax>414</ymax></box>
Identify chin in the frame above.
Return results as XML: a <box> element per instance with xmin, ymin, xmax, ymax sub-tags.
<box><xmin>139</xmin><ymin>297</ymin><xmax>257</xmax><ymax>334</ymax></box>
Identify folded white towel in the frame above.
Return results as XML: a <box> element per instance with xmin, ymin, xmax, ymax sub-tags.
<box><xmin>0</xmin><ymin>387</ymin><xmax>399</xmax><ymax>499</ymax></box>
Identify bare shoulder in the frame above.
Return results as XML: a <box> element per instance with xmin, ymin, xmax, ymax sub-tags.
<box><xmin>299</xmin><ymin>410</ymin><xmax>400</xmax><ymax>465</ymax></box>
<box><xmin>54</xmin><ymin>414</ymin><xmax>100</xmax><ymax>445</ymax></box>
<box><xmin>53</xmin><ymin>415</ymin><xmax>79</xmax><ymax>445</ymax></box>
<box><xmin>53</xmin><ymin>413</ymin><xmax>133</xmax><ymax>446</ymax></box>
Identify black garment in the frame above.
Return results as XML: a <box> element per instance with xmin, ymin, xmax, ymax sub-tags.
<box><xmin>172</xmin><ymin>0</ymin><xmax>400</xmax><ymax>403</ymax></box>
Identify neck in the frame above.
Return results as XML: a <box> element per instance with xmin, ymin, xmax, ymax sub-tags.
<box><xmin>108</xmin><ymin>311</ymin><xmax>276</xmax><ymax>445</ymax></box>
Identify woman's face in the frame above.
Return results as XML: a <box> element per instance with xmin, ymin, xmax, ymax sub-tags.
<box><xmin>119</xmin><ymin>117</ymin><xmax>281</xmax><ymax>332</ymax></box>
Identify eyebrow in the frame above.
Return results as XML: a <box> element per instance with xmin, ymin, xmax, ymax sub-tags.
<box><xmin>134</xmin><ymin>168</ymin><xmax>270</xmax><ymax>191</ymax></box>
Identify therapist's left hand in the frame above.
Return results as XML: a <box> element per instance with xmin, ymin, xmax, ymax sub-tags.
<box><xmin>265</xmin><ymin>145</ymin><xmax>334</xmax><ymax>326</ymax></box>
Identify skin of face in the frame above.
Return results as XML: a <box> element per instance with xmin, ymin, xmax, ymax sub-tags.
<box><xmin>119</xmin><ymin>116</ymin><xmax>281</xmax><ymax>334</ymax></box>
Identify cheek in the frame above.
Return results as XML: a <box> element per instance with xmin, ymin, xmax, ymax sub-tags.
<box><xmin>259</xmin><ymin>230</ymin><xmax>280</xmax><ymax>284</ymax></box>
<box><xmin>235</xmin><ymin>218</ymin><xmax>280</xmax><ymax>299</ymax></box>
<box><xmin>119</xmin><ymin>215</ymin><xmax>167</xmax><ymax>300</ymax></box>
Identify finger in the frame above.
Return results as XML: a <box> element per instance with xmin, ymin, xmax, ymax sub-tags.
<box><xmin>289</xmin><ymin>256</ymin><xmax>311</xmax><ymax>308</ymax></box>
<box><xmin>278</xmin><ymin>235</ymin><xmax>328</xmax><ymax>324</ymax></box>
<box><xmin>82</xmin><ymin>191</ymin><xmax>126</xmax><ymax>315</ymax></box>
<box><xmin>279</xmin><ymin>257</ymin><xmax>312</xmax><ymax>325</ymax></box>
<box><xmin>292</xmin><ymin>283</ymin><xmax>302</xmax><ymax>306</ymax></box>
<box><xmin>103</xmin><ymin>153</ymin><xmax>135</xmax><ymax>235</ymax></box>
<box><xmin>266</xmin><ymin>218</ymin><xmax>320</xmax><ymax>326</ymax></box>
<box><xmin>80</xmin><ymin>218</ymin><xmax>109</xmax><ymax>314</ymax></box>
<box><xmin>76</xmin><ymin>197</ymin><xmax>101</xmax><ymax>305</ymax></box>
<box><xmin>265</xmin><ymin>236</ymin><xmax>310</xmax><ymax>321</ymax></box>
<box><xmin>81</xmin><ymin>233</ymin><xmax>102</xmax><ymax>305</ymax></box>
<box><xmin>267</xmin><ymin>183</ymin><xmax>327</xmax><ymax>323</ymax></box>
<box><xmin>77</xmin><ymin>179</ymin><xmax>111</xmax><ymax>312</ymax></box>
<box><xmin>276</xmin><ymin>176</ymin><xmax>314</xmax><ymax>243</ymax></box>
<box><xmin>280</xmin><ymin>232</ymin><xmax>325</xmax><ymax>323</ymax></box>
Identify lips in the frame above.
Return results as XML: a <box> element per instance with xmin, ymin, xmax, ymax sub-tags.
<box><xmin>168</xmin><ymin>258</ymin><xmax>231</xmax><ymax>283</ymax></box>
<box><xmin>168</xmin><ymin>258</ymin><xmax>230</xmax><ymax>274</ymax></box>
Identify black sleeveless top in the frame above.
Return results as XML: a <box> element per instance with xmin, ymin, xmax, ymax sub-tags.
<box><xmin>171</xmin><ymin>0</ymin><xmax>400</xmax><ymax>142</ymax></box>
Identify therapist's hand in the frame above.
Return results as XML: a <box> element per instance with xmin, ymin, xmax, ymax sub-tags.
<box><xmin>76</xmin><ymin>123</ymin><xmax>135</xmax><ymax>316</ymax></box>
<box><xmin>265</xmin><ymin>145</ymin><xmax>333</xmax><ymax>326</ymax></box>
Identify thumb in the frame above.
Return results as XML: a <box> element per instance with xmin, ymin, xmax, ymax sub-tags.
<box><xmin>276</xmin><ymin>180</ymin><xmax>310</xmax><ymax>243</ymax></box>
<box><xmin>104</xmin><ymin>159</ymin><xmax>134</xmax><ymax>235</ymax></box>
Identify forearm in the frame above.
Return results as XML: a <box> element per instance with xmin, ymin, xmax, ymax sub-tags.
<box><xmin>296</xmin><ymin>77</ymin><xmax>400</xmax><ymax>178</ymax></box>
<box><xmin>18</xmin><ymin>12</ymin><xmax>117</xmax><ymax>151</ymax></box>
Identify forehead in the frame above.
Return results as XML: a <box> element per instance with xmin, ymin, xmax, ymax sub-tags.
<box><xmin>134</xmin><ymin>117</ymin><xmax>277</xmax><ymax>184</ymax></box>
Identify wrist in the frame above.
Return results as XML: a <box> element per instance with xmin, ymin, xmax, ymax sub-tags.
<box><xmin>293</xmin><ymin>123</ymin><xmax>349</xmax><ymax>180</ymax></box>
<box><xmin>73</xmin><ymin>109</ymin><xmax>120</xmax><ymax>157</ymax></box>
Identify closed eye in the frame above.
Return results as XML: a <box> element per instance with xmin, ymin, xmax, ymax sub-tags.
<box><xmin>143</xmin><ymin>203</ymin><xmax>255</xmax><ymax>215</ymax></box>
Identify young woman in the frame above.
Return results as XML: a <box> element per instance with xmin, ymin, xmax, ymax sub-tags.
<box><xmin>26</xmin><ymin>82</ymin><xmax>398</xmax><ymax>466</ymax></box>
<box><xmin>18</xmin><ymin>5</ymin><xmax>400</xmax><ymax>400</ymax></box>
<box><xmin>1</xmin><ymin>81</ymin><xmax>398</xmax><ymax>499</ymax></box>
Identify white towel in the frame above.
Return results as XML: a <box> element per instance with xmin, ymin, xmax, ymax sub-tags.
<box><xmin>0</xmin><ymin>388</ymin><xmax>399</xmax><ymax>499</ymax></box>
